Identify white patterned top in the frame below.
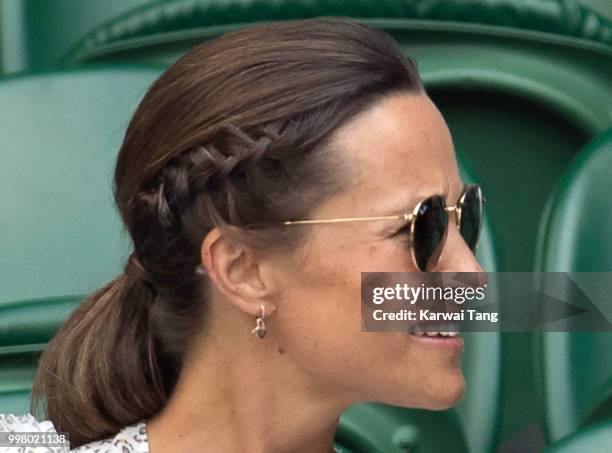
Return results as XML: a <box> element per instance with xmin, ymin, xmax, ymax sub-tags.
<box><xmin>0</xmin><ymin>413</ymin><xmax>149</xmax><ymax>452</ymax></box>
<box><xmin>1</xmin><ymin>413</ymin><xmax>347</xmax><ymax>452</ymax></box>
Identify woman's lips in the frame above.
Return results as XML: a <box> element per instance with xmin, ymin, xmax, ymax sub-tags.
<box><xmin>408</xmin><ymin>321</ymin><xmax>460</xmax><ymax>337</ymax></box>
<box><xmin>407</xmin><ymin>321</ymin><xmax>464</xmax><ymax>350</ymax></box>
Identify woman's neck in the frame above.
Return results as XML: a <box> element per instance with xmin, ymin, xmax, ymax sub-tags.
<box><xmin>146</xmin><ymin>325</ymin><xmax>352</xmax><ymax>453</ymax></box>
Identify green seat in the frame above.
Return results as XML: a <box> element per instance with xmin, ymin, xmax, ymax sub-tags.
<box><xmin>0</xmin><ymin>65</ymin><xmax>501</xmax><ymax>452</ymax></box>
<box><xmin>6</xmin><ymin>0</ymin><xmax>612</xmax><ymax>76</ymax></box>
<box><xmin>534</xmin><ymin>128</ymin><xmax>612</xmax><ymax>443</ymax></box>
<box><xmin>0</xmin><ymin>66</ymin><xmax>164</xmax><ymax>305</ymax></box>
<box><xmin>541</xmin><ymin>421</ymin><xmax>612</xmax><ymax>453</ymax></box>
<box><xmin>0</xmin><ymin>65</ymin><xmax>163</xmax><ymax>412</ymax></box>
<box><xmin>0</xmin><ymin>0</ymin><xmax>152</xmax><ymax>75</ymax></box>
<box><xmin>336</xmin><ymin>403</ymin><xmax>469</xmax><ymax>453</ymax></box>
<box><xmin>0</xmin><ymin>296</ymin><xmax>82</xmax><ymax>414</ymax></box>
<box><xmin>454</xmin><ymin>160</ymin><xmax>501</xmax><ymax>453</ymax></box>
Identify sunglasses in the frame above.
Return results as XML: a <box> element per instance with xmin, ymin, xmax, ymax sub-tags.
<box><xmin>242</xmin><ymin>184</ymin><xmax>485</xmax><ymax>272</ymax></box>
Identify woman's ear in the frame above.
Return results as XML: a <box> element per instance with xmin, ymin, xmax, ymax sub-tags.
<box><xmin>200</xmin><ymin>227</ymin><xmax>277</xmax><ymax>317</ymax></box>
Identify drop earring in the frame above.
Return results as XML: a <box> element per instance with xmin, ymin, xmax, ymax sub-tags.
<box><xmin>251</xmin><ymin>304</ymin><xmax>267</xmax><ymax>339</ymax></box>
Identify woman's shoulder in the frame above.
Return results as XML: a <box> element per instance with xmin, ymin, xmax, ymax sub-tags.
<box><xmin>71</xmin><ymin>420</ymin><xmax>149</xmax><ymax>452</ymax></box>
<box><xmin>0</xmin><ymin>413</ymin><xmax>149</xmax><ymax>452</ymax></box>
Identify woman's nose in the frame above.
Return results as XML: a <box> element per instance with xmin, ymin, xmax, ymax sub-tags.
<box><xmin>436</xmin><ymin>223</ymin><xmax>486</xmax><ymax>274</ymax></box>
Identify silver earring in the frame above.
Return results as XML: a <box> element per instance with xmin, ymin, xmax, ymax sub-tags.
<box><xmin>251</xmin><ymin>305</ymin><xmax>267</xmax><ymax>339</ymax></box>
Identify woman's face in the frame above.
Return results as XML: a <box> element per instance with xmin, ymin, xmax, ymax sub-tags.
<box><xmin>265</xmin><ymin>91</ymin><xmax>484</xmax><ymax>410</ymax></box>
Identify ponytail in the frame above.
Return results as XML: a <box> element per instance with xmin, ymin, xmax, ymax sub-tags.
<box><xmin>30</xmin><ymin>255</ymin><xmax>171</xmax><ymax>448</ymax></box>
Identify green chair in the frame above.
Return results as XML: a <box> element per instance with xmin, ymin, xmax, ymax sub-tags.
<box><xmin>6</xmin><ymin>0</ymin><xmax>610</xmax><ymax>75</ymax></box>
<box><xmin>0</xmin><ymin>0</ymin><xmax>152</xmax><ymax>75</ymax></box>
<box><xmin>541</xmin><ymin>421</ymin><xmax>612</xmax><ymax>453</ymax></box>
<box><xmin>0</xmin><ymin>65</ymin><xmax>163</xmax><ymax>413</ymax></box>
<box><xmin>0</xmin><ymin>65</ymin><xmax>165</xmax><ymax>305</ymax></box>
<box><xmin>534</xmin><ymin>128</ymin><xmax>612</xmax><ymax>443</ymax></box>
<box><xmin>0</xmin><ymin>65</ymin><xmax>501</xmax><ymax>452</ymax></box>
<box><xmin>0</xmin><ymin>296</ymin><xmax>83</xmax><ymax>414</ymax></box>
<box><xmin>454</xmin><ymin>160</ymin><xmax>501</xmax><ymax>453</ymax></box>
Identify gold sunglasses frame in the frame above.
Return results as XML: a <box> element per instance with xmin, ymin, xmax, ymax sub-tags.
<box><xmin>243</xmin><ymin>184</ymin><xmax>485</xmax><ymax>271</ymax></box>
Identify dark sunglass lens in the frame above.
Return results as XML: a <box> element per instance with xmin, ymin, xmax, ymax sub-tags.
<box><xmin>459</xmin><ymin>186</ymin><xmax>483</xmax><ymax>251</ymax></box>
<box><xmin>413</xmin><ymin>196</ymin><xmax>448</xmax><ymax>271</ymax></box>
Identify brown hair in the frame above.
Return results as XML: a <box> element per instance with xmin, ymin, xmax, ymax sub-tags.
<box><xmin>31</xmin><ymin>16</ymin><xmax>423</xmax><ymax>447</ymax></box>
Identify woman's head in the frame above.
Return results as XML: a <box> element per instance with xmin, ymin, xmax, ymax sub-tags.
<box><xmin>32</xmin><ymin>16</ymin><xmax>481</xmax><ymax>447</ymax></box>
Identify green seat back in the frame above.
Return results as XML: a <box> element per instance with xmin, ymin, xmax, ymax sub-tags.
<box><xmin>6</xmin><ymin>0</ymin><xmax>612</xmax><ymax>76</ymax></box>
<box><xmin>0</xmin><ymin>296</ymin><xmax>82</xmax><ymax>414</ymax></box>
<box><xmin>0</xmin><ymin>65</ymin><xmax>163</xmax><ymax>412</ymax></box>
<box><xmin>0</xmin><ymin>0</ymin><xmax>151</xmax><ymax>75</ymax></box>
<box><xmin>542</xmin><ymin>421</ymin><xmax>612</xmax><ymax>453</ymax></box>
<box><xmin>534</xmin><ymin>128</ymin><xmax>612</xmax><ymax>442</ymax></box>
<box><xmin>0</xmin><ymin>65</ymin><xmax>163</xmax><ymax>304</ymax></box>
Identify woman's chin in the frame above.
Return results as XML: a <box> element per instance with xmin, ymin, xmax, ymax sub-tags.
<box><xmin>387</xmin><ymin>370</ymin><xmax>466</xmax><ymax>410</ymax></box>
<box><xmin>427</xmin><ymin>387</ymin><xmax>465</xmax><ymax>410</ymax></box>
<box><xmin>424</xmin><ymin>373</ymin><xmax>466</xmax><ymax>410</ymax></box>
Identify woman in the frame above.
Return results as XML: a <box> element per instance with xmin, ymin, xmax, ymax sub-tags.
<box><xmin>20</xmin><ymin>16</ymin><xmax>484</xmax><ymax>452</ymax></box>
